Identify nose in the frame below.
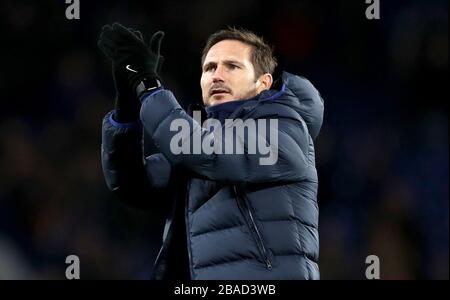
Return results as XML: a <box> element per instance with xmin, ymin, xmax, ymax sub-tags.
<box><xmin>211</xmin><ymin>64</ymin><xmax>225</xmax><ymax>82</ymax></box>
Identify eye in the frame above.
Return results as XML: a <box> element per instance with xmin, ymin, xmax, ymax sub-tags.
<box><xmin>204</xmin><ymin>65</ymin><xmax>215</xmax><ymax>72</ymax></box>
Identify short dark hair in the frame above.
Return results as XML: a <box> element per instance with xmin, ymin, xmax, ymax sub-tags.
<box><xmin>201</xmin><ymin>27</ymin><xmax>277</xmax><ymax>79</ymax></box>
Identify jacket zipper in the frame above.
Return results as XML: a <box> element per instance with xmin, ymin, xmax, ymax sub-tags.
<box><xmin>233</xmin><ymin>185</ymin><xmax>272</xmax><ymax>270</ymax></box>
<box><xmin>185</xmin><ymin>181</ymin><xmax>195</xmax><ymax>279</ymax></box>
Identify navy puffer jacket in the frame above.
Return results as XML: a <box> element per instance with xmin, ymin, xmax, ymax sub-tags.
<box><xmin>101</xmin><ymin>72</ymin><xmax>324</xmax><ymax>279</ymax></box>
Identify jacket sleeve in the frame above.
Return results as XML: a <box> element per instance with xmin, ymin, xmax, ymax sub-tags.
<box><xmin>101</xmin><ymin>111</ymin><xmax>172</xmax><ymax>211</ymax></box>
<box><xmin>139</xmin><ymin>90</ymin><xmax>313</xmax><ymax>184</ymax></box>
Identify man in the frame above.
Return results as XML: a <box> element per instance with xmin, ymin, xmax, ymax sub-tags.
<box><xmin>98</xmin><ymin>23</ymin><xmax>324</xmax><ymax>280</ymax></box>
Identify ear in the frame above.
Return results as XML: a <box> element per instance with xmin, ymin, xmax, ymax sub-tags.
<box><xmin>256</xmin><ymin>73</ymin><xmax>273</xmax><ymax>93</ymax></box>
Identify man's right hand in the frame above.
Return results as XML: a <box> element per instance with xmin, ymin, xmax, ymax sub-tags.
<box><xmin>98</xmin><ymin>23</ymin><xmax>165</xmax><ymax>94</ymax></box>
<box><xmin>110</xmin><ymin>28</ymin><xmax>143</xmax><ymax>122</ymax></box>
<box><xmin>98</xmin><ymin>23</ymin><xmax>165</xmax><ymax>122</ymax></box>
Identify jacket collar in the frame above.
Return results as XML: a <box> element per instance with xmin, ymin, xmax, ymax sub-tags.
<box><xmin>204</xmin><ymin>78</ymin><xmax>286</xmax><ymax>123</ymax></box>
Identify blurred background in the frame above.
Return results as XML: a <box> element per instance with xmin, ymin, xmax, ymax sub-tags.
<box><xmin>0</xmin><ymin>0</ymin><xmax>447</xmax><ymax>279</ymax></box>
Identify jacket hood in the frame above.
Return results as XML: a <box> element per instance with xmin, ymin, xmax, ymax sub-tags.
<box><xmin>279</xmin><ymin>72</ymin><xmax>324</xmax><ymax>140</ymax></box>
<box><xmin>190</xmin><ymin>71</ymin><xmax>324</xmax><ymax>140</ymax></box>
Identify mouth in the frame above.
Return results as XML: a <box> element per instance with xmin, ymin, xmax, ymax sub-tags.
<box><xmin>210</xmin><ymin>88</ymin><xmax>231</xmax><ymax>97</ymax></box>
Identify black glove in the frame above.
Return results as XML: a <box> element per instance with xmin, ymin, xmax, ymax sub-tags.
<box><xmin>98</xmin><ymin>24</ymin><xmax>164</xmax><ymax>122</ymax></box>
<box><xmin>98</xmin><ymin>23</ymin><xmax>165</xmax><ymax>98</ymax></box>
<box><xmin>109</xmin><ymin>28</ymin><xmax>142</xmax><ymax>122</ymax></box>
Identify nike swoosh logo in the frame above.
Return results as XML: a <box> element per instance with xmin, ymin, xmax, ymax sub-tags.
<box><xmin>125</xmin><ymin>65</ymin><xmax>138</xmax><ymax>73</ymax></box>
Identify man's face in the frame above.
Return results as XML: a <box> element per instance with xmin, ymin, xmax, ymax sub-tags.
<box><xmin>201</xmin><ymin>40</ymin><xmax>260</xmax><ymax>106</ymax></box>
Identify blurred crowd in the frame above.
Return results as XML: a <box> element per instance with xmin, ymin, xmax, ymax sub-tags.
<box><xmin>0</xmin><ymin>0</ymin><xmax>447</xmax><ymax>279</ymax></box>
